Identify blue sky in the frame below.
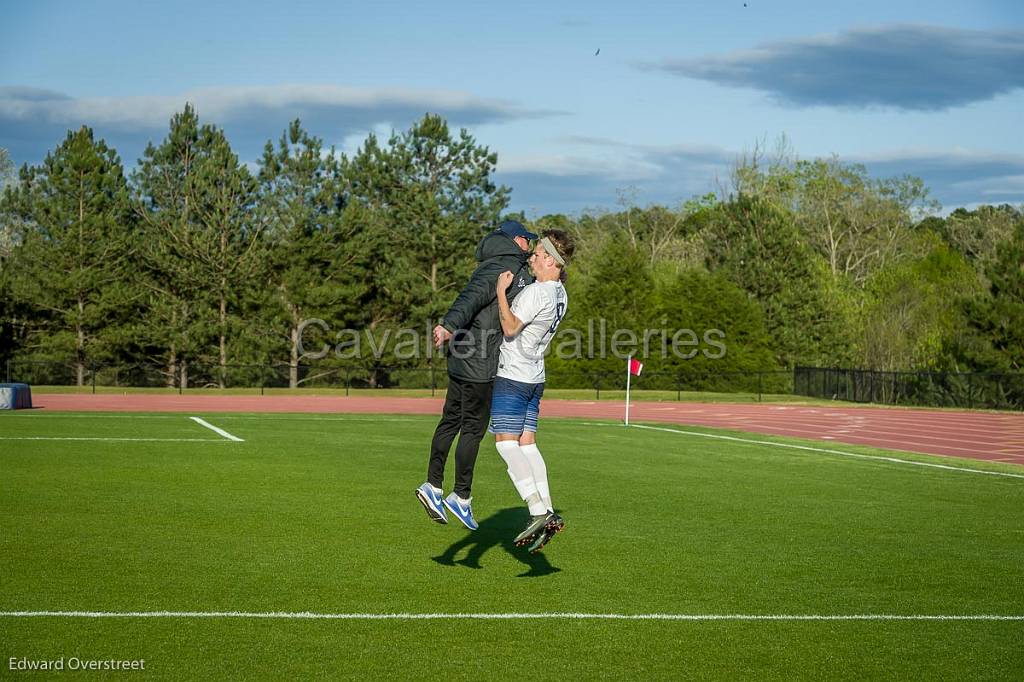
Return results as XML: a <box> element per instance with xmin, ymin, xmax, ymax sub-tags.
<box><xmin>2</xmin><ymin>0</ymin><xmax>1023</xmax><ymax>216</ymax></box>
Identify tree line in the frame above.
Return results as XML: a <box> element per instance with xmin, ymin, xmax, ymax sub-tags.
<box><xmin>1</xmin><ymin>112</ymin><xmax>1021</xmax><ymax>389</ymax></box>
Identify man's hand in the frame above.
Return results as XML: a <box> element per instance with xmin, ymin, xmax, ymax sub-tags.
<box><xmin>497</xmin><ymin>271</ymin><xmax>514</xmax><ymax>294</ymax></box>
<box><xmin>495</xmin><ymin>271</ymin><xmax>525</xmax><ymax>337</ymax></box>
<box><xmin>433</xmin><ymin>324</ymin><xmax>453</xmax><ymax>349</ymax></box>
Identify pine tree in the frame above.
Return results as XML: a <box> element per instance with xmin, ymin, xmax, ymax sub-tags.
<box><xmin>344</xmin><ymin>115</ymin><xmax>509</xmax><ymax>319</ymax></box>
<box><xmin>256</xmin><ymin>120</ymin><xmax>373</xmax><ymax>387</ymax></box>
<box><xmin>5</xmin><ymin>127</ymin><xmax>135</xmax><ymax>385</ymax></box>
<box><xmin>190</xmin><ymin>122</ymin><xmax>260</xmax><ymax>387</ymax></box>
<box><xmin>340</xmin><ymin>114</ymin><xmax>509</xmax><ymax>382</ymax></box>
<box><xmin>1</xmin><ymin>147</ymin><xmax>26</xmax><ymax>369</ymax></box>
<box><xmin>133</xmin><ymin>105</ymin><xmax>260</xmax><ymax>388</ymax></box>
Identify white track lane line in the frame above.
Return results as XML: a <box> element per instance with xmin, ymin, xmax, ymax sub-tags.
<box><xmin>189</xmin><ymin>417</ymin><xmax>244</xmax><ymax>442</ymax></box>
<box><xmin>580</xmin><ymin>422</ymin><xmax>1024</xmax><ymax>480</ymax></box>
<box><xmin>722</xmin><ymin>421</ymin><xmax>1005</xmax><ymax>454</ymax></box>
<box><xmin>0</xmin><ymin>611</ymin><xmax>1021</xmax><ymax>621</ymax></box>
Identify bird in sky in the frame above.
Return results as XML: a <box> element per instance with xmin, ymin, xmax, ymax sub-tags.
<box><xmin>595</xmin><ymin>48</ymin><xmax>600</xmax><ymax>56</ymax></box>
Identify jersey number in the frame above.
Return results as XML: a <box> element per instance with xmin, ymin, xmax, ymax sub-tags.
<box><xmin>547</xmin><ymin>302</ymin><xmax>565</xmax><ymax>335</ymax></box>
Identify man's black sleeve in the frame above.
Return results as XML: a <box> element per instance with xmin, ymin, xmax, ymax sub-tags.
<box><xmin>441</xmin><ymin>264</ymin><xmax>498</xmax><ymax>332</ymax></box>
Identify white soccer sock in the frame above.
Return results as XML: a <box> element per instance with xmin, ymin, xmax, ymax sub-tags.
<box><xmin>520</xmin><ymin>443</ymin><xmax>552</xmax><ymax>511</ymax></box>
<box><xmin>495</xmin><ymin>440</ymin><xmax>547</xmax><ymax>516</ymax></box>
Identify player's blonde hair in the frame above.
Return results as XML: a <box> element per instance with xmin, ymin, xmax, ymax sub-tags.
<box><xmin>540</xmin><ymin>229</ymin><xmax>574</xmax><ymax>266</ymax></box>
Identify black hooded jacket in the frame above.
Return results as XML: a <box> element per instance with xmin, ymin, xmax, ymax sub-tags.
<box><xmin>440</xmin><ymin>230</ymin><xmax>533</xmax><ymax>383</ymax></box>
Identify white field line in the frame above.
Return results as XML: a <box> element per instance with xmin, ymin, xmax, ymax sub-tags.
<box><xmin>189</xmin><ymin>417</ymin><xmax>244</xmax><ymax>442</ymax></box>
<box><xmin>213</xmin><ymin>416</ymin><xmax>431</xmax><ymax>422</ymax></box>
<box><xmin>0</xmin><ymin>414</ymin><xmax>183</xmax><ymax>418</ymax></box>
<box><xmin>0</xmin><ymin>437</ymin><xmax>226</xmax><ymax>442</ymax></box>
<box><xmin>0</xmin><ymin>415</ymin><xmax>429</xmax><ymax>420</ymax></box>
<box><xmin>1</xmin><ymin>611</ymin><xmax>1021</xmax><ymax>621</ymax></box>
<box><xmin>581</xmin><ymin>422</ymin><xmax>1024</xmax><ymax>480</ymax></box>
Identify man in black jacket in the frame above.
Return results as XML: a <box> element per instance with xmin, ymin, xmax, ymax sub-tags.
<box><xmin>415</xmin><ymin>220</ymin><xmax>535</xmax><ymax>530</ymax></box>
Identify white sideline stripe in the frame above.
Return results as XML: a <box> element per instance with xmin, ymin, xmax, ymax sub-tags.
<box><xmin>189</xmin><ymin>417</ymin><xmax>244</xmax><ymax>442</ymax></box>
<box><xmin>215</xmin><ymin>416</ymin><xmax>432</xmax><ymax>422</ymax></box>
<box><xmin>0</xmin><ymin>414</ymin><xmax>182</xmax><ymax>419</ymax></box>
<box><xmin>0</xmin><ymin>415</ymin><xmax>429</xmax><ymax>421</ymax></box>
<box><xmin>581</xmin><ymin>422</ymin><xmax>1024</xmax><ymax>480</ymax></box>
<box><xmin>1</xmin><ymin>611</ymin><xmax>1022</xmax><ymax>621</ymax></box>
<box><xmin>0</xmin><ymin>437</ymin><xmax>226</xmax><ymax>442</ymax></box>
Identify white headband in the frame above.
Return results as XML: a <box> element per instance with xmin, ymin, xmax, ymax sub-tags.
<box><xmin>539</xmin><ymin>237</ymin><xmax>566</xmax><ymax>266</ymax></box>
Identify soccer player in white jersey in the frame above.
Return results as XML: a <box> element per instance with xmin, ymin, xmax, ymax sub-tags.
<box><xmin>492</xmin><ymin>229</ymin><xmax>575</xmax><ymax>553</ymax></box>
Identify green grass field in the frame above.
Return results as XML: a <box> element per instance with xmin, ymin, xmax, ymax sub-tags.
<box><xmin>2</xmin><ymin>412</ymin><xmax>1023</xmax><ymax>679</ymax></box>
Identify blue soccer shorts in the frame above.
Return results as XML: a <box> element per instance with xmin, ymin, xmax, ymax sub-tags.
<box><xmin>488</xmin><ymin>376</ymin><xmax>545</xmax><ymax>435</ymax></box>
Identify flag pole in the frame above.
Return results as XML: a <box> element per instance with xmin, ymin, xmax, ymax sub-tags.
<box><xmin>625</xmin><ymin>354</ymin><xmax>632</xmax><ymax>427</ymax></box>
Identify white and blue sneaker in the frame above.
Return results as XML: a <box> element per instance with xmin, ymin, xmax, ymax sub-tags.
<box><xmin>442</xmin><ymin>493</ymin><xmax>478</xmax><ymax>531</ymax></box>
<box><xmin>415</xmin><ymin>482</ymin><xmax>447</xmax><ymax>524</ymax></box>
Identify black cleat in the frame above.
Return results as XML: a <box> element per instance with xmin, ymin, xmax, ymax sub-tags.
<box><xmin>528</xmin><ymin>513</ymin><xmax>565</xmax><ymax>554</ymax></box>
<box><xmin>514</xmin><ymin>513</ymin><xmax>553</xmax><ymax>547</ymax></box>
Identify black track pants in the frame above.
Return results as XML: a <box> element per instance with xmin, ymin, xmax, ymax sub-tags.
<box><xmin>427</xmin><ymin>377</ymin><xmax>494</xmax><ymax>498</ymax></box>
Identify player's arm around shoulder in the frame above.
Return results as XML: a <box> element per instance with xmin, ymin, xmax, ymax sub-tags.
<box><xmin>496</xmin><ymin>271</ymin><xmax>526</xmax><ymax>337</ymax></box>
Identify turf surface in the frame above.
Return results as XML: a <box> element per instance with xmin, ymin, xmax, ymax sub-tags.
<box><xmin>1</xmin><ymin>412</ymin><xmax>1022</xmax><ymax>679</ymax></box>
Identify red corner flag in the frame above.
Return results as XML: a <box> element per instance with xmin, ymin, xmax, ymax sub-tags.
<box><xmin>625</xmin><ymin>355</ymin><xmax>643</xmax><ymax>426</ymax></box>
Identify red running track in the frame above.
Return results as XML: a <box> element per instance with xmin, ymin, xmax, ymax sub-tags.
<box><xmin>26</xmin><ymin>393</ymin><xmax>1024</xmax><ymax>466</ymax></box>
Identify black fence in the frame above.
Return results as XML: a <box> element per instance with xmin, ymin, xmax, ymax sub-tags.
<box><xmin>4</xmin><ymin>360</ymin><xmax>451</xmax><ymax>395</ymax></box>
<box><xmin>8</xmin><ymin>358</ymin><xmax>1022</xmax><ymax>409</ymax></box>
<box><xmin>5</xmin><ymin>359</ymin><xmax>791</xmax><ymax>401</ymax></box>
<box><xmin>794</xmin><ymin>366</ymin><xmax>1024</xmax><ymax>410</ymax></box>
<box><xmin>545</xmin><ymin>369</ymin><xmax>793</xmax><ymax>399</ymax></box>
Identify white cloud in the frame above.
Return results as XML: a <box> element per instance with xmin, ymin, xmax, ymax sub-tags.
<box><xmin>500</xmin><ymin>138</ymin><xmax>732</xmax><ymax>180</ymax></box>
<box><xmin>0</xmin><ymin>84</ymin><xmax>558</xmax><ymax>166</ymax></box>
<box><xmin>498</xmin><ymin>151</ymin><xmax>662</xmax><ymax>180</ymax></box>
<box><xmin>0</xmin><ymin>84</ymin><xmax>545</xmax><ymax>128</ymax></box>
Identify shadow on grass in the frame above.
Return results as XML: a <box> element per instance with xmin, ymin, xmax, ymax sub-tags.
<box><xmin>432</xmin><ymin>507</ymin><xmax>562</xmax><ymax>578</ymax></box>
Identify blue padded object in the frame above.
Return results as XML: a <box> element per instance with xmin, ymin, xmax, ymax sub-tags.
<box><xmin>0</xmin><ymin>383</ymin><xmax>32</xmax><ymax>409</ymax></box>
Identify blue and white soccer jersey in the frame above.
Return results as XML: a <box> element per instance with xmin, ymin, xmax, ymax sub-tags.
<box><xmin>497</xmin><ymin>281</ymin><xmax>567</xmax><ymax>385</ymax></box>
<box><xmin>490</xmin><ymin>280</ymin><xmax>567</xmax><ymax>435</ymax></box>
